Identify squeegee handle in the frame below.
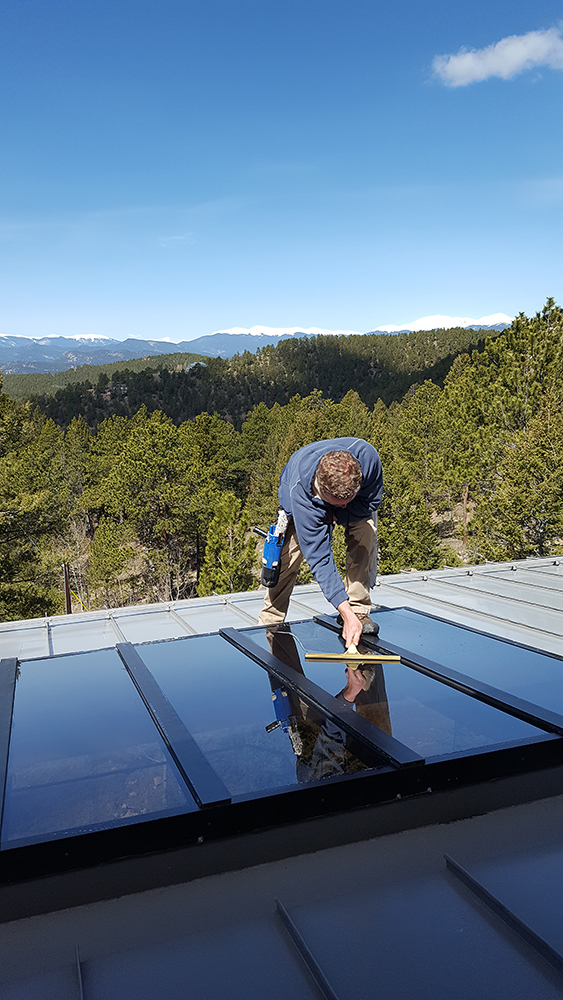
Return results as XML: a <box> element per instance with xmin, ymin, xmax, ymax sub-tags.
<box><xmin>253</xmin><ymin>527</ymin><xmax>268</xmax><ymax>538</ymax></box>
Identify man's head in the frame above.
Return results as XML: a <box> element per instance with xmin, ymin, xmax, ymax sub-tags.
<box><xmin>315</xmin><ymin>450</ymin><xmax>362</xmax><ymax>507</ymax></box>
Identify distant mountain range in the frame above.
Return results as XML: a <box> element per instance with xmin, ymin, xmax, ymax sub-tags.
<box><xmin>0</xmin><ymin>335</ymin><xmax>201</xmax><ymax>375</ymax></box>
<box><xmin>0</xmin><ymin>314</ymin><xmax>512</xmax><ymax>373</ymax></box>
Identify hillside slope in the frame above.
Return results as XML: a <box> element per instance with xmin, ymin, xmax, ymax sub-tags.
<box><xmin>27</xmin><ymin>326</ymin><xmax>500</xmax><ymax>430</ymax></box>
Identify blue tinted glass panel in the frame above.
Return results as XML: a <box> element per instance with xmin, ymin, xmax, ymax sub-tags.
<box><xmin>2</xmin><ymin>649</ymin><xmax>196</xmax><ymax>847</ymax></box>
<box><xmin>138</xmin><ymin>635</ymin><xmax>382</xmax><ymax>797</ymax></box>
<box><xmin>371</xmin><ymin>608</ymin><xmax>563</xmax><ymax>716</ymax></box>
<box><xmin>245</xmin><ymin>622</ymin><xmax>548</xmax><ymax>757</ymax></box>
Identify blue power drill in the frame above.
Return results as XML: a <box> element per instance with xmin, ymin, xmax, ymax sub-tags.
<box><xmin>265</xmin><ymin>686</ymin><xmax>304</xmax><ymax>755</ymax></box>
<box><xmin>254</xmin><ymin>509</ymin><xmax>289</xmax><ymax>588</ymax></box>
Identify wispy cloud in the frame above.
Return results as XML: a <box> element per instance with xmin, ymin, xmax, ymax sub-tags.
<box><xmin>433</xmin><ymin>26</ymin><xmax>563</xmax><ymax>87</ymax></box>
<box><xmin>518</xmin><ymin>177</ymin><xmax>563</xmax><ymax>206</ymax></box>
<box><xmin>158</xmin><ymin>233</ymin><xmax>195</xmax><ymax>248</ymax></box>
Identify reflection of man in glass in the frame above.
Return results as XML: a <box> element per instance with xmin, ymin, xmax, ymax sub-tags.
<box><xmin>266</xmin><ymin>627</ymin><xmax>391</xmax><ymax>782</ymax></box>
<box><xmin>340</xmin><ymin>664</ymin><xmax>392</xmax><ymax>735</ymax></box>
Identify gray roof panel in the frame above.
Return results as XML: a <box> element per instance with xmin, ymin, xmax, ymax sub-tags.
<box><xmin>4</xmin><ymin>558</ymin><xmax>563</xmax><ymax>660</ymax></box>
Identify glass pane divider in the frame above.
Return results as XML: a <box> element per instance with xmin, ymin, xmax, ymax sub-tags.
<box><xmin>75</xmin><ymin>944</ymin><xmax>85</xmax><ymax>1000</ymax></box>
<box><xmin>218</xmin><ymin>628</ymin><xmax>425</xmax><ymax>770</ymax></box>
<box><xmin>313</xmin><ymin>615</ymin><xmax>563</xmax><ymax>737</ymax></box>
<box><xmin>116</xmin><ymin>643</ymin><xmax>231</xmax><ymax>808</ymax></box>
<box><xmin>0</xmin><ymin>658</ymin><xmax>17</xmax><ymax>837</ymax></box>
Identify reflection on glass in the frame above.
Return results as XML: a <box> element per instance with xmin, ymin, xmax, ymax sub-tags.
<box><xmin>138</xmin><ymin>635</ymin><xmax>382</xmax><ymax>798</ymax></box>
<box><xmin>373</xmin><ymin>608</ymin><xmax>563</xmax><ymax>716</ymax></box>
<box><xmin>247</xmin><ymin>621</ymin><xmax>548</xmax><ymax>758</ymax></box>
<box><xmin>2</xmin><ymin>649</ymin><xmax>196</xmax><ymax>847</ymax></box>
<box><xmin>265</xmin><ymin>627</ymin><xmax>386</xmax><ymax>778</ymax></box>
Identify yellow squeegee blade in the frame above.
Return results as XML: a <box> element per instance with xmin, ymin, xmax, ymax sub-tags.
<box><xmin>304</xmin><ymin>649</ymin><xmax>401</xmax><ymax>664</ymax></box>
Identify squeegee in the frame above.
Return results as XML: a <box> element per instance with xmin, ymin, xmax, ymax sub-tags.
<box><xmin>305</xmin><ymin>643</ymin><xmax>401</xmax><ymax>667</ymax></box>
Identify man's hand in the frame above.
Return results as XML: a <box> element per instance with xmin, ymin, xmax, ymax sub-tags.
<box><xmin>336</xmin><ymin>599</ymin><xmax>363</xmax><ymax>648</ymax></box>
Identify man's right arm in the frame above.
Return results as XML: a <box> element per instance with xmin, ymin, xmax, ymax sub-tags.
<box><xmin>291</xmin><ymin>492</ymin><xmax>349</xmax><ymax>609</ymax></box>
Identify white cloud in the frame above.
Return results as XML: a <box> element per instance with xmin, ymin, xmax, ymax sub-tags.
<box><xmin>520</xmin><ymin>177</ymin><xmax>563</xmax><ymax>206</ymax></box>
<box><xmin>158</xmin><ymin>233</ymin><xmax>194</xmax><ymax>248</ymax></box>
<box><xmin>433</xmin><ymin>27</ymin><xmax>563</xmax><ymax>87</ymax></box>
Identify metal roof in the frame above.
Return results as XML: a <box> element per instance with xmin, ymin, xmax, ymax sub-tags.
<box><xmin>3</xmin><ymin>791</ymin><xmax>563</xmax><ymax>1000</ymax></box>
<box><xmin>3</xmin><ymin>558</ymin><xmax>563</xmax><ymax>998</ymax></box>
<box><xmin>2</xmin><ymin>555</ymin><xmax>563</xmax><ymax>659</ymax></box>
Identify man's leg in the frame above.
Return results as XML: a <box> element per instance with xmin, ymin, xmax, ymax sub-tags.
<box><xmin>258</xmin><ymin>521</ymin><xmax>304</xmax><ymax>626</ymax></box>
<box><xmin>344</xmin><ymin>516</ymin><xmax>377</xmax><ymax>617</ymax></box>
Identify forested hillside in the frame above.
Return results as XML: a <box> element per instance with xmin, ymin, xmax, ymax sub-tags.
<box><xmin>28</xmin><ymin>324</ymin><xmax>498</xmax><ymax>431</ymax></box>
<box><xmin>1</xmin><ymin>301</ymin><xmax>562</xmax><ymax>622</ymax></box>
<box><xmin>2</xmin><ymin>350</ymin><xmax>207</xmax><ymax>402</ymax></box>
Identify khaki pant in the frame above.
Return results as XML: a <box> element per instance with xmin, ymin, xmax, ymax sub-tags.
<box><xmin>259</xmin><ymin>516</ymin><xmax>377</xmax><ymax>626</ymax></box>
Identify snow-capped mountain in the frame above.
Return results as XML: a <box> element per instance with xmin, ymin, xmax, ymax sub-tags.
<box><xmin>0</xmin><ymin>335</ymin><xmax>197</xmax><ymax>374</ymax></box>
<box><xmin>371</xmin><ymin>313</ymin><xmax>512</xmax><ymax>333</ymax></box>
<box><xmin>216</xmin><ymin>315</ymin><xmax>512</xmax><ymax>337</ymax></box>
<box><xmin>177</xmin><ymin>314</ymin><xmax>512</xmax><ymax>359</ymax></box>
<box><xmin>211</xmin><ymin>325</ymin><xmax>364</xmax><ymax>338</ymax></box>
<box><xmin>0</xmin><ymin>314</ymin><xmax>513</xmax><ymax>373</ymax></box>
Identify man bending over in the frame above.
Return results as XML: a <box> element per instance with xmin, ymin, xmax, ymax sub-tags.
<box><xmin>258</xmin><ymin>437</ymin><xmax>383</xmax><ymax>649</ymax></box>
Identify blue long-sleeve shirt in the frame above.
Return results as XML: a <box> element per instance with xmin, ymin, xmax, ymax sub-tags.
<box><xmin>278</xmin><ymin>437</ymin><xmax>383</xmax><ymax>608</ymax></box>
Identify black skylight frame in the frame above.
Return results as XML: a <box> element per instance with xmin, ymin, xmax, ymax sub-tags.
<box><xmin>219</xmin><ymin>628</ymin><xmax>424</xmax><ymax>769</ymax></box>
<box><xmin>0</xmin><ymin>658</ymin><xmax>17</xmax><ymax>834</ymax></box>
<box><xmin>1</xmin><ymin>613</ymin><xmax>563</xmax><ymax>893</ymax></box>
<box><xmin>116</xmin><ymin>642</ymin><xmax>231</xmax><ymax>808</ymax></box>
<box><xmin>313</xmin><ymin>609</ymin><xmax>563</xmax><ymax>736</ymax></box>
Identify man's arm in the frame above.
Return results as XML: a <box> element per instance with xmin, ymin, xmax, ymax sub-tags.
<box><xmin>291</xmin><ymin>494</ymin><xmax>349</xmax><ymax>608</ymax></box>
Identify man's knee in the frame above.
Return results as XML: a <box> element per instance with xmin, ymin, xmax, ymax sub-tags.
<box><xmin>258</xmin><ymin>604</ymin><xmax>286</xmax><ymax>627</ymax></box>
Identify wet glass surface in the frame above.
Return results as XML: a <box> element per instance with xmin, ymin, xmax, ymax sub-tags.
<box><xmin>1</xmin><ymin>649</ymin><xmax>196</xmax><ymax>848</ymax></box>
<box><xmin>245</xmin><ymin>621</ymin><xmax>549</xmax><ymax>758</ymax></box>
<box><xmin>138</xmin><ymin>635</ymin><xmax>382</xmax><ymax>797</ymax></box>
<box><xmin>371</xmin><ymin>608</ymin><xmax>563</xmax><ymax>716</ymax></box>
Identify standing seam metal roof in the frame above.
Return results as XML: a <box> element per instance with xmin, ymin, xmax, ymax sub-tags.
<box><xmin>2</xmin><ymin>555</ymin><xmax>563</xmax><ymax>659</ymax></box>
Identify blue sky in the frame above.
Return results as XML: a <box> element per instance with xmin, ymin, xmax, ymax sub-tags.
<box><xmin>1</xmin><ymin>0</ymin><xmax>562</xmax><ymax>341</ymax></box>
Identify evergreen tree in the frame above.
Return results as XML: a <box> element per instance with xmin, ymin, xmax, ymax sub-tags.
<box><xmin>395</xmin><ymin>380</ymin><xmax>445</xmax><ymax>505</ymax></box>
<box><xmin>88</xmin><ymin>516</ymin><xmax>136</xmax><ymax>607</ymax></box>
<box><xmin>470</xmin><ymin>398</ymin><xmax>563</xmax><ymax>561</ymax></box>
<box><xmin>0</xmin><ymin>378</ymin><xmax>65</xmax><ymax>620</ymax></box>
<box><xmin>0</xmin><ymin>488</ymin><xmax>65</xmax><ymax>620</ymax></box>
<box><xmin>197</xmin><ymin>493</ymin><xmax>258</xmax><ymax>596</ymax></box>
<box><xmin>377</xmin><ymin>461</ymin><xmax>446</xmax><ymax>574</ymax></box>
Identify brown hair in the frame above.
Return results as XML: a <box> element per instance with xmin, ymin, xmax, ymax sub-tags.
<box><xmin>316</xmin><ymin>451</ymin><xmax>362</xmax><ymax>500</ymax></box>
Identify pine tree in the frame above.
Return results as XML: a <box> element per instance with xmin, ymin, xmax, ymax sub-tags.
<box><xmin>470</xmin><ymin>398</ymin><xmax>563</xmax><ymax>561</ymax></box>
<box><xmin>197</xmin><ymin>493</ymin><xmax>258</xmax><ymax>596</ymax></box>
<box><xmin>395</xmin><ymin>380</ymin><xmax>444</xmax><ymax>505</ymax></box>
<box><xmin>0</xmin><ymin>380</ymin><xmax>65</xmax><ymax>619</ymax></box>
<box><xmin>81</xmin><ymin>409</ymin><xmax>220</xmax><ymax>601</ymax></box>
<box><xmin>377</xmin><ymin>461</ymin><xmax>446</xmax><ymax>574</ymax></box>
<box><xmin>88</xmin><ymin>517</ymin><xmax>136</xmax><ymax>607</ymax></box>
